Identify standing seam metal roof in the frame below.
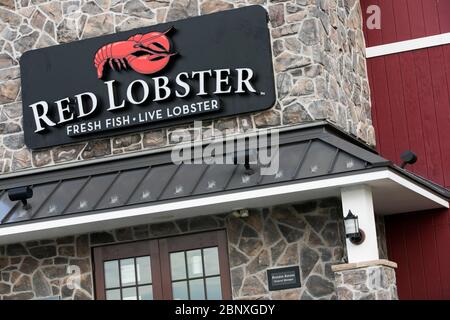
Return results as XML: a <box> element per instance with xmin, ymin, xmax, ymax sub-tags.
<box><xmin>0</xmin><ymin>122</ymin><xmax>447</xmax><ymax>226</ymax></box>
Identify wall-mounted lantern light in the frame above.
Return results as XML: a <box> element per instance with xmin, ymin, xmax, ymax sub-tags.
<box><xmin>344</xmin><ymin>210</ymin><xmax>365</xmax><ymax>245</ymax></box>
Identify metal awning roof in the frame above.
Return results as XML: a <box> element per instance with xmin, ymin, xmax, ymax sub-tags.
<box><xmin>0</xmin><ymin>121</ymin><xmax>448</xmax><ymax>243</ymax></box>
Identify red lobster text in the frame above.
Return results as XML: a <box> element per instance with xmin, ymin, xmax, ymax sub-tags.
<box><xmin>94</xmin><ymin>27</ymin><xmax>175</xmax><ymax>79</ymax></box>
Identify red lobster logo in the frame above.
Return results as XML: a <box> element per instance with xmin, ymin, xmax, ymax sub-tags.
<box><xmin>94</xmin><ymin>27</ymin><xmax>176</xmax><ymax>79</ymax></box>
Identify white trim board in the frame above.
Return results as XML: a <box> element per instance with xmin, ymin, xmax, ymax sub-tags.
<box><xmin>0</xmin><ymin>169</ymin><xmax>447</xmax><ymax>244</ymax></box>
<box><xmin>366</xmin><ymin>33</ymin><xmax>450</xmax><ymax>58</ymax></box>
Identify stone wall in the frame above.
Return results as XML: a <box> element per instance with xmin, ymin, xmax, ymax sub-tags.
<box><xmin>0</xmin><ymin>0</ymin><xmax>374</xmax><ymax>174</ymax></box>
<box><xmin>333</xmin><ymin>261</ymin><xmax>398</xmax><ymax>300</ymax></box>
<box><xmin>0</xmin><ymin>197</ymin><xmax>346</xmax><ymax>300</ymax></box>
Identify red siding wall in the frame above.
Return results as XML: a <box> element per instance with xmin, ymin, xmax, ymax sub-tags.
<box><xmin>370</xmin><ymin>46</ymin><xmax>450</xmax><ymax>300</ymax></box>
<box><xmin>386</xmin><ymin>209</ymin><xmax>450</xmax><ymax>299</ymax></box>
<box><xmin>361</xmin><ymin>0</ymin><xmax>450</xmax><ymax>47</ymax></box>
<box><xmin>361</xmin><ymin>0</ymin><xmax>450</xmax><ymax>299</ymax></box>
<box><xmin>368</xmin><ymin>44</ymin><xmax>450</xmax><ymax>183</ymax></box>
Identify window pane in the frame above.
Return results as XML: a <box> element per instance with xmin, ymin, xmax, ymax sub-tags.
<box><xmin>136</xmin><ymin>256</ymin><xmax>152</xmax><ymax>284</ymax></box>
<box><xmin>203</xmin><ymin>247</ymin><xmax>220</xmax><ymax>276</ymax></box>
<box><xmin>122</xmin><ymin>287</ymin><xmax>137</xmax><ymax>300</ymax></box>
<box><xmin>104</xmin><ymin>260</ymin><xmax>120</xmax><ymax>289</ymax></box>
<box><xmin>170</xmin><ymin>252</ymin><xmax>186</xmax><ymax>281</ymax></box>
<box><xmin>189</xmin><ymin>279</ymin><xmax>205</xmax><ymax>300</ymax></box>
<box><xmin>187</xmin><ymin>250</ymin><xmax>203</xmax><ymax>278</ymax></box>
<box><xmin>172</xmin><ymin>281</ymin><xmax>189</xmax><ymax>300</ymax></box>
<box><xmin>206</xmin><ymin>276</ymin><xmax>222</xmax><ymax>300</ymax></box>
<box><xmin>106</xmin><ymin>289</ymin><xmax>121</xmax><ymax>300</ymax></box>
<box><xmin>120</xmin><ymin>258</ymin><xmax>136</xmax><ymax>286</ymax></box>
<box><xmin>138</xmin><ymin>285</ymin><xmax>153</xmax><ymax>300</ymax></box>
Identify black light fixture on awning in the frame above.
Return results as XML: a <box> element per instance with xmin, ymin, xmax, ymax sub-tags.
<box><xmin>344</xmin><ymin>210</ymin><xmax>365</xmax><ymax>245</ymax></box>
<box><xmin>233</xmin><ymin>149</ymin><xmax>256</xmax><ymax>175</ymax></box>
<box><xmin>400</xmin><ymin>150</ymin><xmax>418</xmax><ymax>169</ymax></box>
<box><xmin>8</xmin><ymin>186</ymin><xmax>33</xmax><ymax>209</ymax></box>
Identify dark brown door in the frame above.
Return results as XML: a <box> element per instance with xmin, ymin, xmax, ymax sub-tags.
<box><xmin>93</xmin><ymin>230</ymin><xmax>232</xmax><ymax>300</ymax></box>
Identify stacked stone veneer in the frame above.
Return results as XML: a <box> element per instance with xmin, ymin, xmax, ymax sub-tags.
<box><xmin>334</xmin><ymin>262</ymin><xmax>398</xmax><ymax>300</ymax></box>
<box><xmin>0</xmin><ymin>0</ymin><xmax>374</xmax><ymax>174</ymax></box>
<box><xmin>0</xmin><ymin>197</ymin><xmax>347</xmax><ymax>300</ymax></box>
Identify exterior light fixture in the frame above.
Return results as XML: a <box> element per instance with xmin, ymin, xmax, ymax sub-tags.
<box><xmin>233</xmin><ymin>149</ymin><xmax>256</xmax><ymax>175</ymax></box>
<box><xmin>232</xmin><ymin>209</ymin><xmax>250</xmax><ymax>218</ymax></box>
<box><xmin>400</xmin><ymin>150</ymin><xmax>418</xmax><ymax>169</ymax></box>
<box><xmin>8</xmin><ymin>186</ymin><xmax>33</xmax><ymax>209</ymax></box>
<box><xmin>344</xmin><ymin>210</ymin><xmax>365</xmax><ymax>245</ymax></box>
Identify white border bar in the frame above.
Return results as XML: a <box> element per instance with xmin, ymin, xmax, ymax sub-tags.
<box><xmin>366</xmin><ymin>33</ymin><xmax>450</xmax><ymax>58</ymax></box>
<box><xmin>386</xmin><ymin>171</ymin><xmax>449</xmax><ymax>208</ymax></box>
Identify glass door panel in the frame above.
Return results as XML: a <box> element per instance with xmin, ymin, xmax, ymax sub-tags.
<box><xmin>160</xmin><ymin>230</ymin><xmax>231</xmax><ymax>300</ymax></box>
<box><xmin>103</xmin><ymin>256</ymin><xmax>153</xmax><ymax>300</ymax></box>
<box><xmin>169</xmin><ymin>247</ymin><xmax>222</xmax><ymax>300</ymax></box>
<box><xmin>93</xmin><ymin>239</ymin><xmax>162</xmax><ymax>300</ymax></box>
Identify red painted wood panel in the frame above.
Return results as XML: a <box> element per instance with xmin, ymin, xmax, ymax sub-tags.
<box><xmin>428</xmin><ymin>47</ymin><xmax>450</xmax><ymax>187</ymax></box>
<box><xmin>422</xmin><ymin>0</ymin><xmax>442</xmax><ymax>36</ymax></box>
<box><xmin>398</xmin><ymin>51</ymin><xmax>428</xmax><ymax>175</ymax></box>
<box><xmin>434</xmin><ymin>222</ymin><xmax>450</xmax><ymax>299</ymax></box>
<box><xmin>407</xmin><ymin>0</ymin><xmax>427</xmax><ymax>39</ymax></box>
<box><xmin>392</xmin><ymin>0</ymin><xmax>412</xmax><ymax>42</ymax></box>
<box><xmin>403</xmin><ymin>222</ymin><xmax>428</xmax><ymax>299</ymax></box>
<box><xmin>437</xmin><ymin>0</ymin><xmax>450</xmax><ymax>33</ymax></box>
<box><xmin>367</xmin><ymin>56</ymin><xmax>397</xmax><ymax>159</ymax></box>
<box><xmin>385</xmin><ymin>211</ymin><xmax>450</xmax><ymax>300</ymax></box>
<box><xmin>418</xmin><ymin>214</ymin><xmax>443</xmax><ymax>299</ymax></box>
<box><xmin>385</xmin><ymin>54</ymin><xmax>410</xmax><ymax>162</ymax></box>
<box><xmin>413</xmin><ymin>49</ymin><xmax>445</xmax><ymax>185</ymax></box>
<box><xmin>367</xmin><ymin>44</ymin><xmax>450</xmax><ymax>299</ymax></box>
<box><xmin>385</xmin><ymin>218</ymin><xmax>412</xmax><ymax>299</ymax></box>
<box><xmin>378</xmin><ymin>0</ymin><xmax>397</xmax><ymax>45</ymax></box>
<box><xmin>361</xmin><ymin>0</ymin><xmax>450</xmax><ymax>47</ymax></box>
<box><xmin>446</xmin><ymin>44</ymin><xmax>450</xmax><ymax>102</ymax></box>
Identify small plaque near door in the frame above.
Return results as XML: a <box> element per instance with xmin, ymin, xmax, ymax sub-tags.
<box><xmin>267</xmin><ymin>266</ymin><xmax>301</xmax><ymax>291</ymax></box>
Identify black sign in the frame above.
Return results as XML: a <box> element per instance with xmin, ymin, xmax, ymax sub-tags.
<box><xmin>267</xmin><ymin>266</ymin><xmax>301</xmax><ymax>291</ymax></box>
<box><xmin>20</xmin><ymin>6</ymin><xmax>275</xmax><ymax>149</ymax></box>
